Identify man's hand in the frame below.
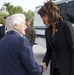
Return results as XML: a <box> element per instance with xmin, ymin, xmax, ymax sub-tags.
<box><xmin>41</xmin><ymin>62</ymin><xmax>47</xmax><ymax>72</ymax></box>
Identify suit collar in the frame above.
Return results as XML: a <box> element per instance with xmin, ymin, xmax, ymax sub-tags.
<box><xmin>7</xmin><ymin>30</ymin><xmax>22</xmax><ymax>36</ymax></box>
<box><xmin>46</xmin><ymin>26</ymin><xmax>55</xmax><ymax>50</ymax></box>
<box><xmin>56</xmin><ymin>21</ymin><xmax>62</xmax><ymax>28</ymax></box>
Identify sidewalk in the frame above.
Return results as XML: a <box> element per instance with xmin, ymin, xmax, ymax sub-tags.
<box><xmin>33</xmin><ymin>45</ymin><xmax>50</xmax><ymax>75</ymax></box>
<box><xmin>33</xmin><ymin>44</ymin><xmax>46</xmax><ymax>54</ymax></box>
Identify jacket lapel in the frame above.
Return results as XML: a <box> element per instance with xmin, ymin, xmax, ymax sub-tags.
<box><xmin>46</xmin><ymin>26</ymin><xmax>54</xmax><ymax>50</ymax></box>
<box><xmin>54</xmin><ymin>21</ymin><xmax>61</xmax><ymax>45</ymax></box>
<box><xmin>46</xmin><ymin>22</ymin><xmax>60</xmax><ymax>50</ymax></box>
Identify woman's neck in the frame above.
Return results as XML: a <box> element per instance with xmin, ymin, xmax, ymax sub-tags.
<box><xmin>51</xmin><ymin>23</ymin><xmax>56</xmax><ymax>28</ymax></box>
<box><xmin>51</xmin><ymin>23</ymin><xmax>57</xmax><ymax>37</ymax></box>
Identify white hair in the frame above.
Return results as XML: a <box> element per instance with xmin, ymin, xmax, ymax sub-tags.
<box><xmin>6</xmin><ymin>13</ymin><xmax>26</xmax><ymax>30</ymax></box>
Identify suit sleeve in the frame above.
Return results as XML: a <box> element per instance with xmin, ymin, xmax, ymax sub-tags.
<box><xmin>63</xmin><ymin>21</ymin><xmax>74</xmax><ymax>75</ymax></box>
<box><xmin>19</xmin><ymin>37</ymin><xmax>43</xmax><ymax>75</ymax></box>
<box><xmin>43</xmin><ymin>28</ymin><xmax>52</xmax><ymax>66</ymax></box>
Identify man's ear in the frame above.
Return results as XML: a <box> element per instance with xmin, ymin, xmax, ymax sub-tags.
<box><xmin>13</xmin><ymin>24</ymin><xmax>17</xmax><ymax>29</ymax></box>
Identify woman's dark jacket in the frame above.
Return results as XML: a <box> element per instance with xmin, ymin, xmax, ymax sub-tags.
<box><xmin>43</xmin><ymin>21</ymin><xmax>74</xmax><ymax>75</ymax></box>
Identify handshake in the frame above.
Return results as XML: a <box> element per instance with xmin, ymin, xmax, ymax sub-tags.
<box><xmin>41</xmin><ymin>62</ymin><xmax>47</xmax><ymax>72</ymax></box>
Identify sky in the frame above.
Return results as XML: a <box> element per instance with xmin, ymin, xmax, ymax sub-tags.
<box><xmin>0</xmin><ymin>0</ymin><xmax>45</xmax><ymax>12</ymax></box>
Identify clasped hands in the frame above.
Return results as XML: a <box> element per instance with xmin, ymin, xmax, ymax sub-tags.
<box><xmin>41</xmin><ymin>62</ymin><xmax>47</xmax><ymax>72</ymax></box>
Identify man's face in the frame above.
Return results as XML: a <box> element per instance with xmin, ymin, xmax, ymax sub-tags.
<box><xmin>26</xmin><ymin>20</ymin><xmax>30</xmax><ymax>27</ymax></box>
<box><xmin>14</xmin><ymin>20</ymin><xmax>27</xmax><ymax>35</ymax></box>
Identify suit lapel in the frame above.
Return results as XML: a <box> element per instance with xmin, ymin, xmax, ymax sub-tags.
<box><xmin>46</xmin><ymin>26</ymin><xmax>54</xmax><ymax>50</ymax></box>
<box><xmin>46</xmin><ymin>22</ymin><xmax>60</xmax><ymax>50</ymax></box>
<box><xmin>54</xmin><ymin>21</ymin><xmax>61</xmax><ymax>45</ymax></box>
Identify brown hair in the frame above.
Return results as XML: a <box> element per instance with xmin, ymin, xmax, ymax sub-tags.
<box><xmin>38</xmin><ymin>1</ymin><xmax>63</xmax><ymax>23</ymax></box>
<box><xmin>26</xmin><ymin>18</ymin><xmax>30</xmax><ymax>21</ymax></box>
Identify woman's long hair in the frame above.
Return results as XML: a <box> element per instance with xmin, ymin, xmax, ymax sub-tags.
<box><xmin>38</xmin><ymin>1</ymin><xmax>63</xmax><ymax>23</ymax></box>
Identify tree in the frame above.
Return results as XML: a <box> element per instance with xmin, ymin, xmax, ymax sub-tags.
<box><xmin>0</xmin><ymin>14</ymin><xmax>7</xmax><ymax>24</ymax></box>
<box><xmin>2</xmin><ymin>2</ymin><xmax>34</xmax><ymax>26</ymax></box>
<box><xmin>3</xmin><ymin>2</ymin><xmax>23</xmax><ymax>15</ymax></box>
<box><xmin>9</xmin><ymin>6</ymin><xmax>23</xmax><ymax>15</ymax></box>
<box><xmin>23</xmin><ymin>10</ymin><xmax>34</xmax><ymax>26</ymax></box>
<box><xmin>0</xmin><ymin>7</ymin><xmax>9</xmax><ymax>24</ymax></box>
<box><xmin>3</xmin><ymin>2</ymin><xmax>13</xmax><ymax>15</ymax></box>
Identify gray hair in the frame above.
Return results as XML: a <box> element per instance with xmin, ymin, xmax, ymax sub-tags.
<box><xmin>6</xmin><ymin>13</ymin><xmax>26</xmax><ymax>30</ymax></box>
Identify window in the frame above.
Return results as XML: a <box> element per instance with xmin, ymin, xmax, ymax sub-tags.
<box><xmin>66</xmin><ymin>1</ymin><xmax>74</xmax><ymax>23</ymax></box>
<box><xmin>58</xmin><ymin>3</ymin><xmax>66</xmax><ymax>20</ymax></box>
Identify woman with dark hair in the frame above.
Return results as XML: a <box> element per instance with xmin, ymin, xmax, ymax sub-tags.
<box><xmin>38</xmin><ymin>1</ymin><xmax>74</xmax><ymax>75</ymax></box>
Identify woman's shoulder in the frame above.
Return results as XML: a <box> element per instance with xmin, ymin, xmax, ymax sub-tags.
<box><xmin>61</xmin><ymin>21</ymin><xmax>74</xmax><ymax>34</ymax></box>
<box><xmin>62</xmin><ymin>21</ymin><xmax>73</xmax><ymax>29</ymax></box>
<box><xmin>58</xmin><ymin>21</ymin><xmax>73</xmax><ymax>29</ymax></box>
<box><xmin>60</xmin><ymin>21</ymin><xmax>72</xmax><ymax>26</ymax></box>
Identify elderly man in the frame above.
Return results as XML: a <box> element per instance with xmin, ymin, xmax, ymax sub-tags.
<box><xmin>0</xmin><ymin>14</ymin><xmax>43</xmax><ymax>75</ymax></box>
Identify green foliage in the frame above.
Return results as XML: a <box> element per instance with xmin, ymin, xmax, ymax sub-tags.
<box><xmin>3</xmin><ymin>2</ymin><xmax>23</xmax><ymax>15</ymax></box>
<box><xmin>9</xmin><ymin>6</ymin><xmax>23</xmax><ymax>15</ymax></box>
<box><xmin>0</xmin><ymin>15</ymin><xmax>3</xmax><ymax>24</ymax></box>
<box><xmin>23</xmin><ymin>10</ymin><xmax>34</xmax><ymax>26</ymax></box>
<box><xmin>0</xmin><ymin>14</ymin><xmax>7</xmax><ymax>24</ymax></box>
<box><xmin>1</xmin><ymin>2</ymin><xmax>35</xmax><ymax>26</ymax></box>
<box><xmin>3</xmin><ymin>2</ymin><xmax>14</xmax><ymax>15</ymax></box>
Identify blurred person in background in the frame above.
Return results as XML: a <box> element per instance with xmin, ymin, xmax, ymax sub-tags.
<box><xmin>25</xmin><ymin>18</ymin><xmax>36</xmax><ymax>47</ymax></box>
<box><xmin>0</xmin><ymin>16</ymin><xmax>7</xmax><ymax>39</ymax></box>
<box><xmin>3</xmin><ymin>16</ymin><xmax>8</xmax><ymax>33</ymax></box>
<box><xmin>0</xmin><ymin>14</ymin><xmax>43</xmax><ymax>75</ymax></box>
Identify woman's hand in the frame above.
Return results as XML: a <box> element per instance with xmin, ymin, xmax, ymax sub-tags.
<box><xmin>41</xmin><ymin>62</ymin><xmax>47</xmax><ymax>72</ymax></box>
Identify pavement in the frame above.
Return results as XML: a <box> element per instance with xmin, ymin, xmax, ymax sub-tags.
<box><xmin>33</xmin><ymin>44</ymin><xmax>46</xmax><ymax>54</ymax></box>
<box><xmin>33</xmin><ymin>44</ymin><xmax>50</xmax><ymax>75</ymax></box>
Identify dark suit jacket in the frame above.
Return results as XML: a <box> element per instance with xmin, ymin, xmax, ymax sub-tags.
<box><xmin>25</xmin><ymin>27</ymin><xmax>36</xmax><ymax>46</ymax></box>
<box><xmin>0</xmin><ymin>30</ymin><xmax>42</xmax><ymax>75</ymax></box>
<box><xmin>0</xmin><ymin>25</ymin><xmax>5</xmax><ymax>39</ymax></box>
<box><xmin>43</xmin><ymin>21</ymin><xmax>74</xmax><ymax>75</ymax></box>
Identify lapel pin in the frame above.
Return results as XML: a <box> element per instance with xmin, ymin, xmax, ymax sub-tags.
<box><xmin>55</xmin><ymin>29</ymin><xmax>58</xmax><ymax>32</ymax></box>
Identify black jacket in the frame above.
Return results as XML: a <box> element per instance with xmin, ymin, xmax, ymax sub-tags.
<box><xmin>0</xmin><ymin>25</ymin><xmax>5</xmax><ymax>39</ymax></box>
<box><xmin>43</xmin><ymin>21</ymin><xmax>74</xmax><ymax>75</ymax></box>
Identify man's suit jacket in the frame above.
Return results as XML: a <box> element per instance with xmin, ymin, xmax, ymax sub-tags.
<box><xmin>43</xmin><ymin>21</ymin><xmax>74</xmax><ymax>75</ymax></box>
<box><xmin>0</xmin><ymin>25</ymin><xmax>5</xmax><ymax>39</ymax></box>
<box><xmin>0</xmin><ymin>30</ymin><xmax>42</xmax><ymax>75</ymax></box>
